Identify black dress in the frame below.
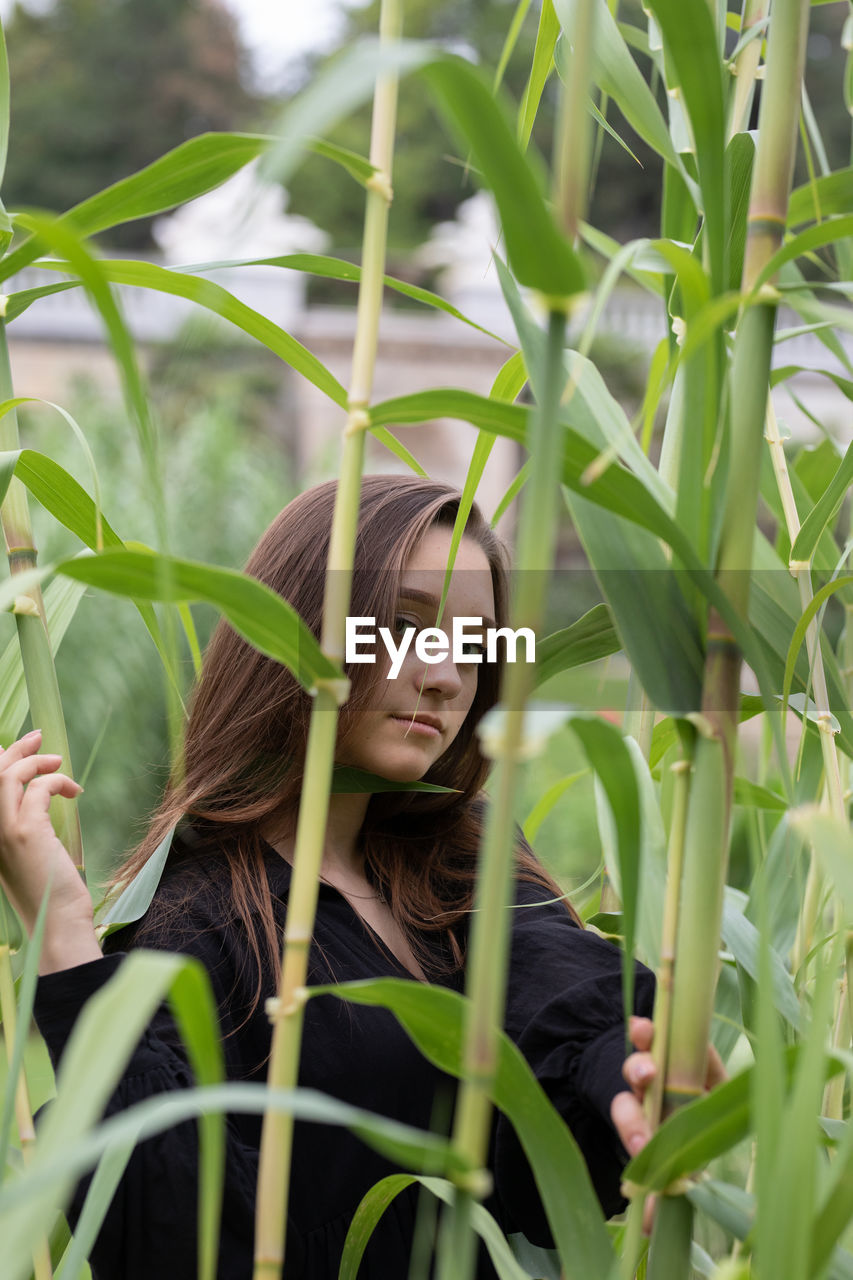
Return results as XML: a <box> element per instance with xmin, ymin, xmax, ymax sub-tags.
<box><xmin>32</xmin><ymin>838</ymin><xmax>655</xmax><ymax>1279</ymax></box>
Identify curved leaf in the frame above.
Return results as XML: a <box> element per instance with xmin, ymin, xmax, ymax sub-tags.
<box><xmin>340</xmin><ymin>1174</ymin><xmax>530</xmax><ymax>1280</ymax></box>
<box><xmin>641</xmin><ymin>0</ymin><xmax>726</xmax><ymax>292</ymax></box>
<box><xmin>788</xmin><ymin>167</ymin><xmax>853</xmax><ymax>226</ymax></box>
<box><xmin>56</xmin><ymin>548</ymin><xmax>340</xmax><ymax>691</ymax></box>
<box><xmin>420</xmin><ymin>57</ymin><xmax>584</xmax><ymax>297</ymax></box>
<box><xmin>532</xmin><ymin>604</ymin><xmax>621</xmax><ymax>687</ymax></box>
<box><xmin>37</xmin><ymin>257</ymin><xmax>347</xmax><ymax>408</ymax></box>
<box><xmin>553</xmin><ymin>0</ymin><xmax>679</xmax><ymax>168</ymax></box>
<box><xmin>790</xmin><ymin>438</ymin><xmax>853</xmax><ymax>562</ymax></box>
<box><xmin>180</xmin><ymin>252</ymin><xmax>508</xmax><ymax>344</ymax></box>
<box><xmin>0</xmin><ymin>132</ymin><xmax>271</xmax><ymax>284</ymax></box>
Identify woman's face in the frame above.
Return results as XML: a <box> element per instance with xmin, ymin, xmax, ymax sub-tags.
<box><xmin>335</xmin><ymin>525</ymin><xmax>497</xmax><ymax>782</ymax></box>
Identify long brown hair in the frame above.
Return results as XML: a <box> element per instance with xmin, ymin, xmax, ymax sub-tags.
<box><xmin>111</xmin><ymin>475</ymin><xmax>574</xmax><ymax>1001</ymax></box>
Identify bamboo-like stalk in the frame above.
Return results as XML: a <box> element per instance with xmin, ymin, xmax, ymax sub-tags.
<box><xmin>251</xmin><ymin>3</ymin><xmax>402</xmax><ymax>1275</ymax></box>
<box><xmin>0</xmin><ymin>323</ymin><xmax>82</xmax><ymax>876</ymax></box>
<box><xmin>436</xmin><ymin>310</ymin><xmax>568</xmax><ymax>1280</ymax></box>
<box><xmin>647</xmin><ymin>755</ymin><xmax>692</xmax><ymax>1127</ymax></box>
<box><xmin>435</xmin><ymin>2</ymin><xmax>594</xmax><ymax>1272</ymax></box>
<box><xmin>727</xmin><ymin>0</ymin><xmax>770</xmax><ymax>141</ymax></box>
<box><xmin>647</xmin><ymin>0</ymin><xmax>810</xmax><ymax>1273</ymax></box>
<box><xmin>0</xmin><ymin>944</ymin><xmax>53</xmax><ymax>1279</ymax></box>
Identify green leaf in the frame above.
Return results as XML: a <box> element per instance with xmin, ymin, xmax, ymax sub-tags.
<box><xmin>56</xmin><ymin>547</ymin><xmax>340</xmax><ymax>692</ymax></box>
<box><xmin>181</xmin><ymin>252</ymin><xmax>508</xmax><ymax>344</ymax></box>
<box><xmin>96</xmin><ymin>826</ymin><xmax>175</xmax><ymax>934</ymax></box>
<box><xmin>755</xmin><ymin>214</ymin><xmax>853</xmax><ymax>291</ymax></box>
<box><xmin>518</xmin><ymin>0</ymin><xmax>560</xmax><ymax>148</ymax></box>
<box><xmin>788</xmin><ymin>167</ymin><xmax>853</xmax><ymax>226</ymax></box>
<box><xmin>308</xmin><ymin>137</ymin><xmax>377</xmax><ymax>186</ymax></box>
<box><xmin>37</xmin><ymin>257</ymin><xmax>347</xmax><ymax>408</ymax></box>
<box><xmin>573</xmin><ymin>718</ymin><xmax>641</xmax><ymax>1027</ymax></box>
<box><xmin>522</xmin><ymin>770</ymin><xmax>587</xmax><ymax>843</ymax></box>
<box><xmin>721</xmin><ymin>889</ymin><xmax>801</xmax><ymax>1031</ymax></box>
<box><xmin>494</xmin><ymin>0</ymin><xmax>535</xmax><ymax>92</ymax></box>
<box><xmin>586</xmin><ymin>96</ymin><xmax>642</xmax><ymax>167</ymax></box>
<box><xmin>313</xmin><ymin>978</ymin><xmax>615</xmax><ymax>1277</ymax></box>
<box><xmin>724</xmin><ymin>132</ymin><xmax>755</xmax><ymax>292</ymax></box>
<box><xmin>533</xmin><ymin>604</ymin><xmax>621</xmax><ymax>687</ymax></box>
<box><xmin>789</xmin><ymin>808</ymin><xmax>853</xmax><ymax>928</ymax></box>
<box><xmin>642</xmin><ymin>0</ymin><xmax>726</xmax><ymax>293</ymax></box>
<box><xmin>3</xmin><ymin>280</ymin><xmax>78</xmax><ymax>322</ymax></box>
<box><xmin>369</xmin><ymin>426</ymin><xmax>428</xmax><ymax>475</ymax></box>
<box><xmin>790</xmin><ymin>438</ymin><xmax>853</xmax><ymax>562</ymax></box>
<box><xmin>781</xmin><ymin>575</ymin><xmax>853</xmax><ymax>722</ymax></box>
<box><xmin>553</xmin><ymin>0</ymin><xmax>679</xmax><ymax>168</ymax></box>
<box><xmin>340</xmin><ymin>1174</ymin><xmax>531</xmax><ymax>1280</ymax></box>
<box><xmin>421</xmin><ymin>57</ymin><xmax>584</xmax><ymax>296</ymax></box>
<box><xmin>732</xmin><ymin>776</ymin><xmax>788</xmax><ymax>811</ymax></box>
<box><xmin>564</xmin><ymin>493</ymin><xmax>705</xmax><ymax>714</ymax></box>
<box><xmin>18</xmin><ymin>216</ymin><xmax>159</xmax><ymax>512</ymax></box>
<box><xmin>0</xmin><ymin>133</ymin><xmax>270</xmax><ymax>284</ymax></box>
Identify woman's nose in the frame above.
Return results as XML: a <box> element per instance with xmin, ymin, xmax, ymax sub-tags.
<box><xmin>418</xmin><ymin>651</ymin><xmax>464</xmax><ymax>699</ymax></box>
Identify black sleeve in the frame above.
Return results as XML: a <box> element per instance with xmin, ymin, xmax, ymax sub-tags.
<box><xmin>493</xmin><ymin>883</ymin><xmax>656</xmax><ymax>1244</ymax></box>
<box><xmin>33</xmin><ymin>944</ymin><xmax>300</xmax><ymax>1280</ymax></box>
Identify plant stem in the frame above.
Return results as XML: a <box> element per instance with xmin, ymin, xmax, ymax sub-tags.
<box><xmin>437</xmin><ymin>308</ymin><xmax>568</xmax><ymax>1280</ymax></box>
<box><xmin>648</xmin><ymin>2</ymin><xmax>810</xmax><ymax>1273</ymax></box>
<box><xmin>727</xmin><ymin>0</ymin><xmax>770</xmax><ymax>140</ymax></box>
<box><xmin>0</xmin><ymin>322</ymin><xmax>82</xmax><ymax>876</ymax></box>
<box><xmin>252</xmin><ymin>2</ymin><xmax>402</xmax><ymax>1275</ymax></box>
<box><xmin>647</xmin><ymin>755</ymin><xmax>692</xmax><ymax>1128</ymax></box>
<box><xmin>0</xmin><ymin>944</ymin><xmax>53</xmax><ymax>1279</ymax></box>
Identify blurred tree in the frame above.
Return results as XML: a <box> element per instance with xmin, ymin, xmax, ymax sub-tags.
<box><xmin>2</xmin><ymin>0</ymin><xmax>261</xmax><ymax>247</ymax></box>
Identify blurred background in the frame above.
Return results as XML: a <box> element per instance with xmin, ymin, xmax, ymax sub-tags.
<box><xmin>0</xmin><ymin>0</ymin><xmax>849</xmax><ymax>897</ymax></box>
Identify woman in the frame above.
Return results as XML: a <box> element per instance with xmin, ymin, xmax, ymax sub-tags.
<box><xmin>1</xmin><ymin>475</ymin><xmax>673</xmax><ymax>1279</ymax></box>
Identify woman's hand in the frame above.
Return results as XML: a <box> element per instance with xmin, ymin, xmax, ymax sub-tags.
<box><xmin>0</xmin><ymin>730</ymin><xmax>101</xmax><ymax>973</ymax></box>
<box><xmin>610</xmin><ymin>1016</ymin><xmax>726</xmax><ymax>1229</ymax></box>
<box><xmin>611</xmin><ymin>1015</ymin><xmax>727</xmax><ymax>1156</ymax></box>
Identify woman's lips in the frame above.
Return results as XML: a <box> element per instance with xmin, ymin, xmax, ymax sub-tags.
<box><xmin>390</xmin><ymin>715</ymin><xmax>442</xmax><ymax>738</ymax></box>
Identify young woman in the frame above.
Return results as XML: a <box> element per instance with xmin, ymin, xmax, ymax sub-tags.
<box><xmin>0</xmin><ymin>475</ymin><xmax>687</xmax><ymax>1279</ymax></box>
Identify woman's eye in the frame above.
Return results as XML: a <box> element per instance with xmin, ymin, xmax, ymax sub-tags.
<box><xmin>461</xmin><ymin>642</ymin><xmax>486</xmax><ymax>658</ymax></box>
<box><xmin>394</xmin><ymin>616</ymin><xmax>417</xmax><ymax>636</ymax></box>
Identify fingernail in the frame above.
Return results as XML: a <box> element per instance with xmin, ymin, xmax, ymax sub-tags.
<box><xmin>628</xmin><ymin>1132</ymin><xmax>647</xmax><ymax>1156</ymax></box>
<box><xmin>636</xmin><ymin>1063</ymin><xmax>655</xmax><ymax>1082</ymax></box>
<box><xmin>24</xmin><ymin>729</ymin><xmax>42</xmax><ymax>739</ymax></box>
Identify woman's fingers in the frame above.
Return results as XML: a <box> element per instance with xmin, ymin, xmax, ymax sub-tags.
<box><xmin>611</xmin><ymin>1089</ymin><xmax>652</xmax><ymax>1158</ymax></box>
<box><xmin>623</xmin><ymin>1050</ymin><xmax>656</xmax><ymax>1098</ymax></box>
<box><xmin>629</xmin><ymin>1015</ymin><xmax>654</xmax><ymax>1053</ymax></box>
<box><xmin>0</xmin><ymin>729</ymin><xmax>47</xmax><ymax>773</ymax></box>
<box><xmin>0</xmin><ymin>752</ymin><xmax>65</xmax><ymax>828</ymax></box>
<box><xmin>19</xmin><ymin>771</ymin><xmax>83</xmax><ymax>817</ymax></box>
